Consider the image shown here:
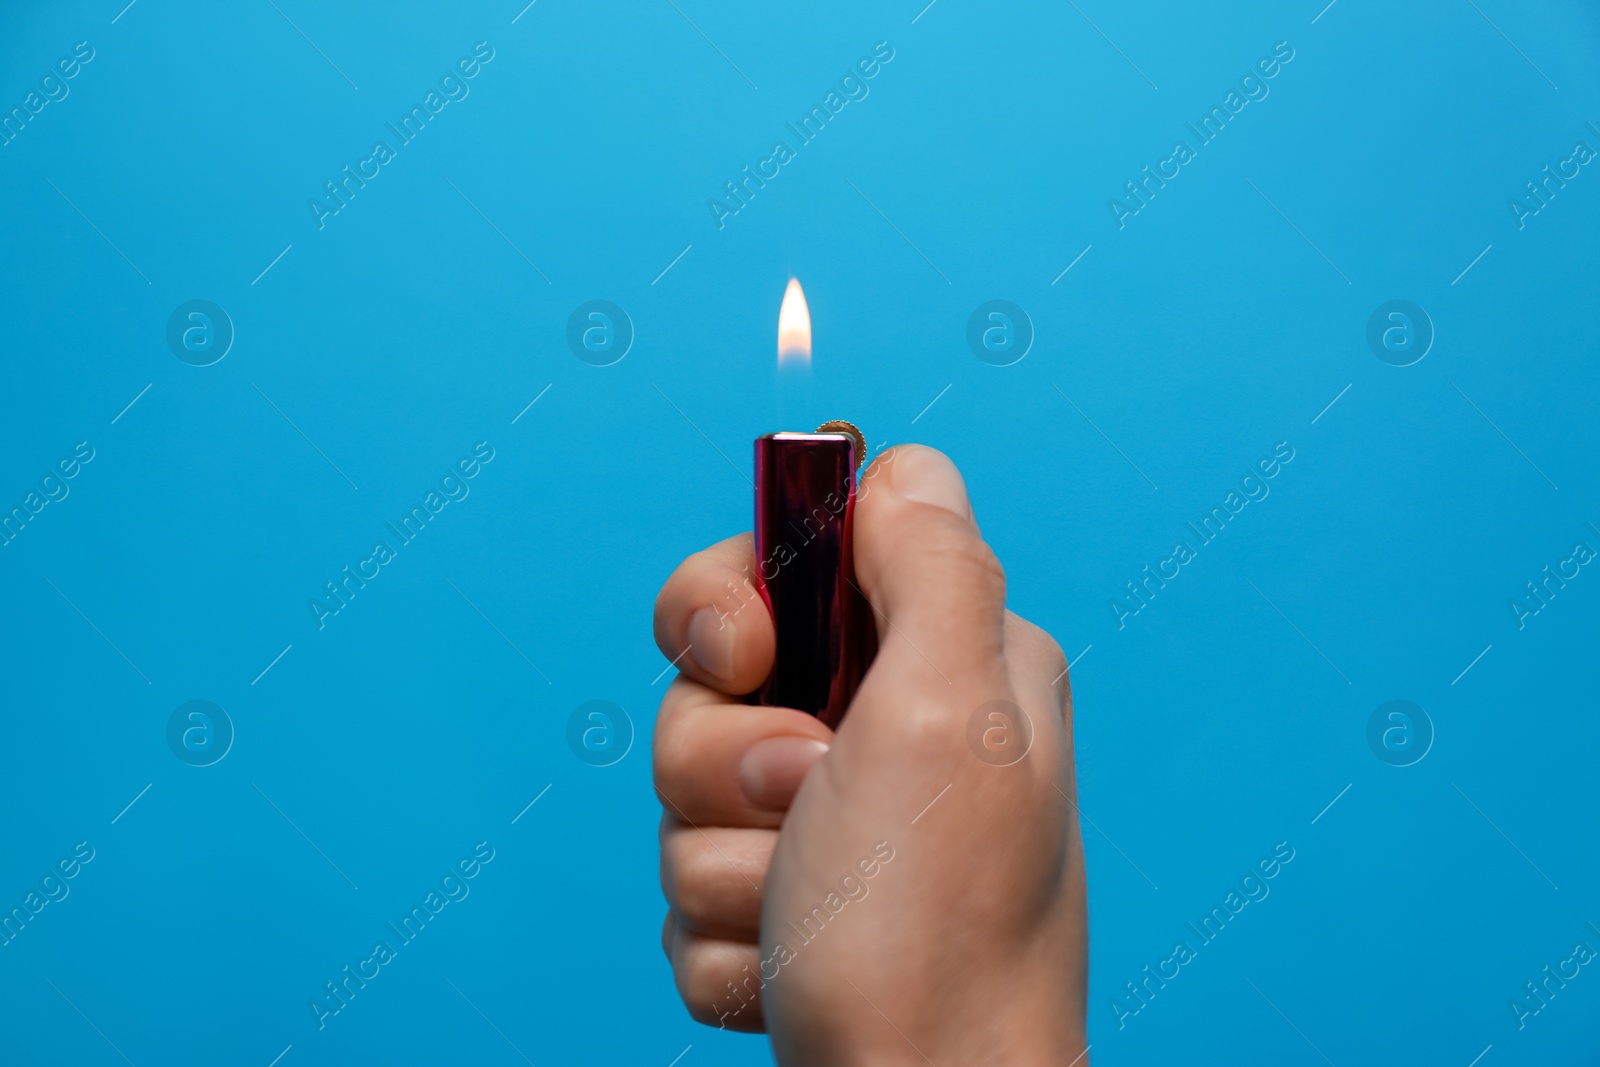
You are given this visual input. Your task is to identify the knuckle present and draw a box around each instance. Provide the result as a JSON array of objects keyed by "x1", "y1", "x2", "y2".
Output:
[
  {"x1": 651, "y1": 682, "x2": 694, "y2": 786},
  {"x1": 672, "y1": 936, "x2": 761, "y2": 1028},
  {"x1": 921, "y1": 522, "x2": 1007, "y2": 599},
  {"x1": 1012, "y1": 612, "x2": 1068, "y2": 678},
  {"x1": 663, "y1": 835, "x2": 715, "y2": 919},
  {"x1": 894, "y1": 699, "x2": 966, "y2": 759}
]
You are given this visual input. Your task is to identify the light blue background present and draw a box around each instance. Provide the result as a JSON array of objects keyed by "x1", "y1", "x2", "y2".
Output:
[{"x1": 2, "y1": 1, "x2": 1597, "y2": 1063}]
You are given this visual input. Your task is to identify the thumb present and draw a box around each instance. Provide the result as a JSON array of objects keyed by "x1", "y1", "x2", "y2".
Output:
[{"x1": 850, "y1": 445, "x2": 1009, "y2": 702}]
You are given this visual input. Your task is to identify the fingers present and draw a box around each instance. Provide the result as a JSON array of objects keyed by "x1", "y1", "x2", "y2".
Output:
[
  {"x1": 1003, "y1": 611, "x2": 1071, "y2": 715},
  {"x1": 654, "y1": 533, "x2": 776, "y2": 696},
  {"x1": 852, "y1": 446, "x2": 1010, "y2": 696},
  {"x1": 664, "y1": 914, "x2": 767, "y2": 1031},
  {"x1": 660, "y1": 822, "x2": 774, "y2": 939},
  {"x1": 654, "y1": 678, "x2": 833, "y2": 829}
]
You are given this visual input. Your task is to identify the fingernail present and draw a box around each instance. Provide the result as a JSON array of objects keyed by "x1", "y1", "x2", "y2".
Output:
[
  {"x1": 890, "y1": 446, "x2": 971, "y2": 518},
  {"x1": 687, "y1": 607, "x2": 735, "y2": 680},
  {"x1": 739, "y1": 736, "x2": 829, "y2": 810}
]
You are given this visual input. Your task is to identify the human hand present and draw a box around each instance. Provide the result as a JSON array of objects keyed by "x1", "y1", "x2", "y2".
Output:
[{"x1": 653, "y1": 445, "x2": 1088, "y2": 1065}]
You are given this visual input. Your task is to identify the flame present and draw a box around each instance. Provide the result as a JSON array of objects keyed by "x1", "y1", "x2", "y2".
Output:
[{"x1": 777, "y1": 277, "x2": 811, "y2": 366}]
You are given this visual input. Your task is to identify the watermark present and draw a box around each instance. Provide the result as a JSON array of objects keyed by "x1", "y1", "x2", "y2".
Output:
[
  {"x1": 711, "y1": 841, "x2": 897, "y2": 1029},
  {"x1": 0, "y1": 441, "x2": 95, "y2": 549},
  {"x1": 566, "y1": 700, "x2": 634, "y2": 767},
  {"x1": 1, "y1": 41, "x2": 95, "y2": 149},
  {"x1": 966, "y1": 301, "x2": 1033, "y2": 367},
  {"x1": 0, "y1": 842, "x2": 96, "y2": 949},
  {"x1": 309, "y1": 842, "x2": 496, "y2": 1029},
  {"x1": 1111, "y1": 442, "x2": 1295, "y2": 629},
  {"x1": 1509, "y1": 127, "x2": 1596, "y2": 230},
  {"x1": 1112, "y1": 841, "x2": 1295, "y2": 1029},
  {"x1": 1365, "y1": 700, "x2": 1432, "y2": 767},
  {"x1": 1509, "y1": 931, "x2": 1596, "y2": 1030},
  {"x1": 1509, "y1": 535, "x2": 1595, "y2": 630},
  {"x1": 308, "y1": 42, "x2": 496, "y2": 230},
  {"x1": 1365, "y1": 300, "x2": 1432, "y2": 367},
  {"x1": 1109, "y1": 41, "x2": 1295, "y2": 229},
  {"x1": 708, "y1": 41, "x2": 896, "y2": 230},
  {"x1": 966, "y1": 699, "x2": 1033, "y2": 766},
  {"x1": 694, "y1": 478, "x2": 855, "y2": 636},
  {"x1": 166, "y1": 700, "x2": 235, "y2": 767},
  {"x1": 565, "y1": 301, "x2": 633, "y2": 366},
  {"x1": 166, "y1": 300, "x2": 234, "y2": 366},
  {"x1": 309, "y1": 442, "x2": 496, "y2": 630}
]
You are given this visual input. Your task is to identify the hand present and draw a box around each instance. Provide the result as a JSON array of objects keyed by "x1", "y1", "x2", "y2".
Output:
[{"x1": 653, "y1": 445, "x2": 1088, "y2": 1065}]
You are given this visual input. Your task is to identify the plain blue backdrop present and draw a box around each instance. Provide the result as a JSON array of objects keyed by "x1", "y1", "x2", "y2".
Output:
[{"x1": 2, "y1": 0, "x2": 1597, "y2": 1063}]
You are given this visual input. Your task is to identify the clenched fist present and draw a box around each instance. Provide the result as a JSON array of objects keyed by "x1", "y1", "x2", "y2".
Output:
[{"x1": 653, "y1": 445, "x2": 1088, "y2": 1065}]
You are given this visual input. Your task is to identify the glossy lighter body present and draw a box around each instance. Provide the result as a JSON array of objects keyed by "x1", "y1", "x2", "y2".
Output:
[{"x1": 753, "y1": 432, "x2": 874, "y2": 727}]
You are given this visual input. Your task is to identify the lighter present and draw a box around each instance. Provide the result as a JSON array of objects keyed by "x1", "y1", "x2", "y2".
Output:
[{"x1": 753, "y1": 420, "x2": 876, "y2": 728}]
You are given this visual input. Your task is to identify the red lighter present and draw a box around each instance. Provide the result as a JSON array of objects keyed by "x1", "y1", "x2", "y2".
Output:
[{"x1": 753, "y1": 421, "x2": 876, "y2": 728}]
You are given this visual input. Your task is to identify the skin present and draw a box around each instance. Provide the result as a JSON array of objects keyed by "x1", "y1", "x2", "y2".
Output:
[{"x1": 653, "y1": 445, "x2": 1088, "y2": 1065}]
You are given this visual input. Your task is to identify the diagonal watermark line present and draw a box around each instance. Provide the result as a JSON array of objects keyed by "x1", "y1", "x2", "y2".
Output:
[
  {"x1": 1056, "y1": 784, "x2": 1159, "y2": 889},
  {"x1": 1451, "y1": 644, "x2": 1492, "y2": 686},
  {"x1": 845, "y1": 978, "x2": 936, "y2": 1066},
  {"x1": 1464, "y1": 0, "x2": 1558, "y2": 89},
  {"x1": 652, "y1": 383, "x2": 754, "y2": 487},
  {"x1": 910, "y1": 0, "x2": 938, "y2": 23},
  {"x1": 1068, "y1": 643, "x2": 1093, "y2": 669},
  {"x1": 652, "y1": 645, "x2": 693, "y2": 685},
  {"x1": 112, "y1": 383, "x2": 152, "y2": 424},
  {"x1": 1453, "y1": 783, "x2": 1558, "y2": 890},
  {"x1": 252, "y1": 384, "x2": 360, "y2": 490},
  {"x1": 111, "y1": 0, "x2": 140, "y2": 23},
  {"x1": 266, "y1": 0, "x2": 358, "y2": 89},
  {"x1": 252, "y1": 644, "x2": 293, "y2": 686},
  {"x1": 446, "y1": 578, "x2": 552, "y2": 682},
  {"x1": 446, "y1": 978, "x2": 536, "y2": 1065},
  {"x1": 111, "y1": 783, "x2": 152, "y2": 825},
  {"x1": 1067, "y1": 1046, "x2": 1093, "y2": 1067},
  {"x1": 910, "y1": 383, "x2": 951, "y2": 425},
  {"x1": 1053, "y1": 384, "x2": 1159, "y2": 490},
  {"x1": 844, "y1": 178, "x2": 951, "y2": 284},
  {"x1": 512, "y1": 383, "x2": 552, "y2": 424},
  {"x1": 1311, "y1": 0, "x2": 1338, "y2": 24},
  {"x1": 1464, "y1": 1045, "x2": 1492, "y2": 1067},
  {"x1": 665, "y1": 0, "x2": 758, "y2": 89},
  {"x1": 1451, "y1": 243, "x2": 1492, "y2": 285},
  {"x1": 252, "y1": 244, "x2": 293, "y2": 285},
  {"x1": 652, "y1": 244, "x2": 693, "y2": 285},
  {"x1": 1244, "y1": 577, "x2": 1352, "y2": 684},
  {"x1": 511, "y1": 0, "x2": 538, "y2": 23},
  {"x1": 44, "y1": 577, "x2": 151, "y2": 684},
  {"x1": 511, "y1": 784, "x2": 552, "y2": 824},
  {"x1": 445, "y1": 177, "x2": 551, "y2": 283},
  {"x1": 1246, "y1": 978, "x2": 1336, "y2": 1065},
  {"x1": 910, "y1": 782, "x2": 952, "y2": 825},
  {"x1": 266, "y1": 1045, "x2": 293, "y2": 1067},
  {"x1": 1053, "y1": 644, "x2": 1093, "y2": 685},
  {"x1": 45, "y1": 979, "x2": 136, "y2": 1066},
  {"x1": 665, "y1": 1046, "x2": 693, "y2": 1067},
  {"x1": 254, "y1": 783, "x2": 360, "y2": 889},
  {"x1": 1244, "y1": 178, "x2": 1351, "y2": 284},
  {"x1": 45, "y1": 177, "x2": 151, "y2": 284},
  {"x1": 1051, "y1": 243, "x2": 1093, "y2": 284},
  {"x1": 1065, "y1": 0, "x2": 1157, "y2": 89},
  {"x1": 1451, "y1": 383, "x2": 1557, "y2": 489},
  {"x1": 1311, "y1": 783, "x2": 1351, "y2": 825},
  {"x1": 1311, "y1": 383, "x2": 1351, "y2": 424}
]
